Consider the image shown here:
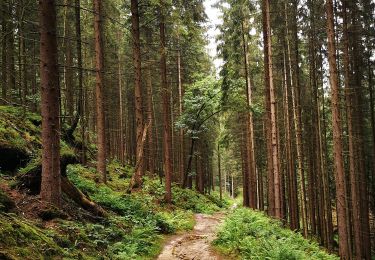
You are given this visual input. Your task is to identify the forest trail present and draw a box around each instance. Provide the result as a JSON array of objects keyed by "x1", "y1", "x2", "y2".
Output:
[{"x1": 157, "y1": 212, "x2": 228, "y2": 260}]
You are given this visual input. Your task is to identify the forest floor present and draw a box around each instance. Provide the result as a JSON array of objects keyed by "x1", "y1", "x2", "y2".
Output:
[{"x1": 158, "y1": 212, "x2": 229, "y2": 260}]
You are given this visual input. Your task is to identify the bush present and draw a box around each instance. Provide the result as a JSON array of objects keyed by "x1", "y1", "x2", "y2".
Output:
[{"x1": 213, "y1": 208, "x2": 339, "y2": 260}]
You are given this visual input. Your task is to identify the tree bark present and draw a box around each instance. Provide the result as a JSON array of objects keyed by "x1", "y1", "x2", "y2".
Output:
[
  {"x1": 263, "y1": 0, "x2": 281, "y2": 219},
  {"x1": 325, "y1": 0, "x2": 350, "y2": 258},
  {"x1": 283, "y1": 50, "x2": 299, "y2": 231},
  {"x1": 262, "y1": 0, "x2": 274, "y2": 217},
  {"x1": 159, "y1": 1, "x2": 172, "y2": 203},
  {"x1": 64, "y1": 0, "x2": 74, "y2": 124},
  {"x1": 342, "y1": 1, "x2": 362, "y2": 257},
  {"x1": 75, "y1": 0, "x2": 85, "y2": 163},
  {"x1": 130, "y1": 0, "x2": 144, "y2": 189},
  {"x1": 285, "y1": 1, "x2": 308, "y2": 236},
  {"x1": 94, "y1": 0, "x2": 106, "y2": 183},
  {"x1": 39, "y1": 0, "x2": 61, "y2": 207},
  {"x1": 1, "y1": 1, "x2": 7, "y2": 102},
  {"x1": 241, "y1": 21, "x2": 257, "y2": 209},
  {"x1": 218, "y1": 143, "x2": 222, "y2": 200},
  {"x1": 145, "y1": 31, "x2": 155, "y2": 176},
  {"x1": 177, "y1": 38, "x2": 184, "y2": 185}
]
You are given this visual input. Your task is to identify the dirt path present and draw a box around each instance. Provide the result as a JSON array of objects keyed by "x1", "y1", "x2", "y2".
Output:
[{"x1": 157, "y1": 212, "x2": 228, "y2": 260}]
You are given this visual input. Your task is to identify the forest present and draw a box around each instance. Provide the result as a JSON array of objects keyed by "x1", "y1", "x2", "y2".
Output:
[{"x1": 0, "y1": 0, "x2": 374, "y2": 259}]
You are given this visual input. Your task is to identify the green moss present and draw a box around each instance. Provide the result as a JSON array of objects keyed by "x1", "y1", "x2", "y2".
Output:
[
  {"x1": 0, "y1": 213, "x2": 77, "y2": 259},
  {"x1": 0, "y1": 106, "x2": 41, "y2": 152}
]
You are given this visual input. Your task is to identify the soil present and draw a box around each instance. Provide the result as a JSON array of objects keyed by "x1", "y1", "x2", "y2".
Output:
[{"x1": 157, "y1": 212, "x2": 230, "y2": 260}]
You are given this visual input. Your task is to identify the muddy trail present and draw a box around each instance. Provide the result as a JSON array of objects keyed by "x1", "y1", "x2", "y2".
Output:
[{"x1": 157, "y1": 212, "x2": 229, "y2": 260}]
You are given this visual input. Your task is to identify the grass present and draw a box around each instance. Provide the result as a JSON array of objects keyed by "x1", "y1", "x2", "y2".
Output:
[{"x1": 213, "y1": 208, "x2": 339, "y2": 260}]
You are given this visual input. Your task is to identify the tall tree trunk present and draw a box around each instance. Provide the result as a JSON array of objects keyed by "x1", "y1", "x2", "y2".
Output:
[
  {"x1": 64, "y1": 0, "x2": 74, "y2": 124},
  {"x1": 159, "y1": 0, "x2": 172, "y2": 203},
  {"x1": 285, "y1": 2, "x2": 308, "y2": 236},
  {"x1": 262, "y1": 0, "x2": 274, "y2": 217},
  {"x1": 325, "y1": 0, "x2": 350, "y2": 258},
  {"x1": 130, "y1": 0, "x2": 144, "y2": 189},
  {"x1": 263, "y1": 0, "x2": 281, "y2": 219},
  {"x1": 39, "y1": 0, "x2": 61, "y2": 207},
  {"x1": 283, "y1": 50, "x2": 299, "y2": 231},
  {"x1": 7, "y1": 4, "x2": 15, "y2": 102},
  {"x1": 177, "y1": 39, "x2": 184, "y2": 185},
  {"x1": 196, "y1": 142, "x2": 204, "y2": 194},
  {"x1": 94, "y1": 0, "x2": 106, "y2": 183},
  {"x1": 1, "y1": 1, "x2": 7, "y2": 102},
  {"x1": 349, "y1": 3, "x2": 371, "y2": 258},
  {"x1": 241, "y1": 118, "x2": 250, "y2": 207},
  {"x1": 145, "y1": 31, "x2": 155, "y2": 176},
  {"x1": 241, "y1": 21, "x2": 257, "y2": 209},
  {"x1": 117, "y1": 31, "x2": 125, "y2": 164},
  {"x1": 218, "y1": 143, "x2": 222, "y2": 200},
  {"x1": 75, "y1": 0, "x2": 85, "y2": 163},
  {"x1": 342, "y1": 1, "x2": 362, "y2": 257}
]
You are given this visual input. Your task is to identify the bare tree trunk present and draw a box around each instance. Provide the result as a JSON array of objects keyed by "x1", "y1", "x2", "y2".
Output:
[
  {"x1": 348, "y1": 4, "x2": 371, "y2": 258},
  {"x1": 159, "y1": 0, "x2": 172, "y2": 203},
  {"x1": 7, "y1": 4, "x2": 15, "y2": 102},
  {"x1": 218, "y1": 143, "x2": 222, "y2": 200},
  {"x1": 74, "y1": 0, "x2": 85, "y2": 163},
  {"x1": 241, "y1": 21, "x2": 257, "y2": 209},
  {"x1": 284, "y1": 2, "x2": 308, "y2": 235},
  {"x1": 342, "y1": 1, "x2": 362, "y2": 257},
  {"x1": 177, "y1": 39, "x2": 184, "y2": 185},
  {"x1": 94, "y1": 0, "x2": 106, "y2": 183},
  {"x1": 39, "y1": 0, "x2": 61, "y2": 207},
  {"x1": 64, "y1": 0, "x2": 74, "y2": 124},
  {"x1": 241, "y1": 117, "x2": 250, "y2": 207},
  {"x1": 283, "y1": 50, "x2": 299, "y2": 231},
  {"x1": 1, "y1": 1, "x2": 7, "y2": 102},
  {"x1": 263, "y1": 0, "x2": 281, "y2": 219},
  {"x1": 325, "y1": 0, "x2": 350, "y2": 258},
  {"x1": 130, "y1": 0, "x2": 144, "y2": 189},
  {"x1": 262, "y1": 0, "x2": 274, "y2": 217},
  {"x1": 144, "y1": 31, "x2": 155, "y2": 176},
  {"x1": 116, "y1": 31, "x2": 125, "y2": 164}
]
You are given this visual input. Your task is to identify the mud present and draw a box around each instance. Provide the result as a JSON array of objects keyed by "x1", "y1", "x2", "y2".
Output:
[{"x1": 157, "y1": 212, "x2": 229, "y2": 260}]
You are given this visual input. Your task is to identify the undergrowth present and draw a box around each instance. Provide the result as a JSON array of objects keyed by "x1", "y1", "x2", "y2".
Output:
[
  {"x1": 213, "y1": 208, "x2": 339, "y2": 260},
  {"x1": 0, "y1": 106, "x2": 228, "y2": 259},
  {"x1": 1, "y1": 162, "x2": 226, "y2": 259}
]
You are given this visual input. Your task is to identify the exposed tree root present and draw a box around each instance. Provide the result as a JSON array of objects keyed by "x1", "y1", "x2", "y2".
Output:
[{"x1": 16, "y1": 154, "x2": 107, "y2": 217}]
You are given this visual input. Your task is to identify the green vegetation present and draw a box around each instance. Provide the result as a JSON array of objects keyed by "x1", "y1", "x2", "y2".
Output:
[
  {"x1": 0, "y1": 159, "x2": 227, "y2": 259},
  {"x1": 213, "y1": 208, "x2": 339, "y2": 260},
  {"x1": 0, "y1": 106, "x2": 41, "y2": 152},
  {"x1": 0, "y1": 213, "x2": 82, "y2": 259}
]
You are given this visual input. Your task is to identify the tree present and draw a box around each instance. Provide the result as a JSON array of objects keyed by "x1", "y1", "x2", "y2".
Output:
[
  {"x1": 159, "y1": 0, "x2": 172, "y2": 203},
  {"x1": 39, "y1": 0, "x2": 61, "y2": 207},
  {"x1": 325, "y1": 0, "x2": 350, "y2": 257},
  {"x1": 94, "y1": 0, "x2": 106, "y2": 183},
  {"x1": 130, "y1": 0, "x2": 144, "y2": 189},
  {"x1": 262, "y1": 0, "x2": 281, "y2": 219}
]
